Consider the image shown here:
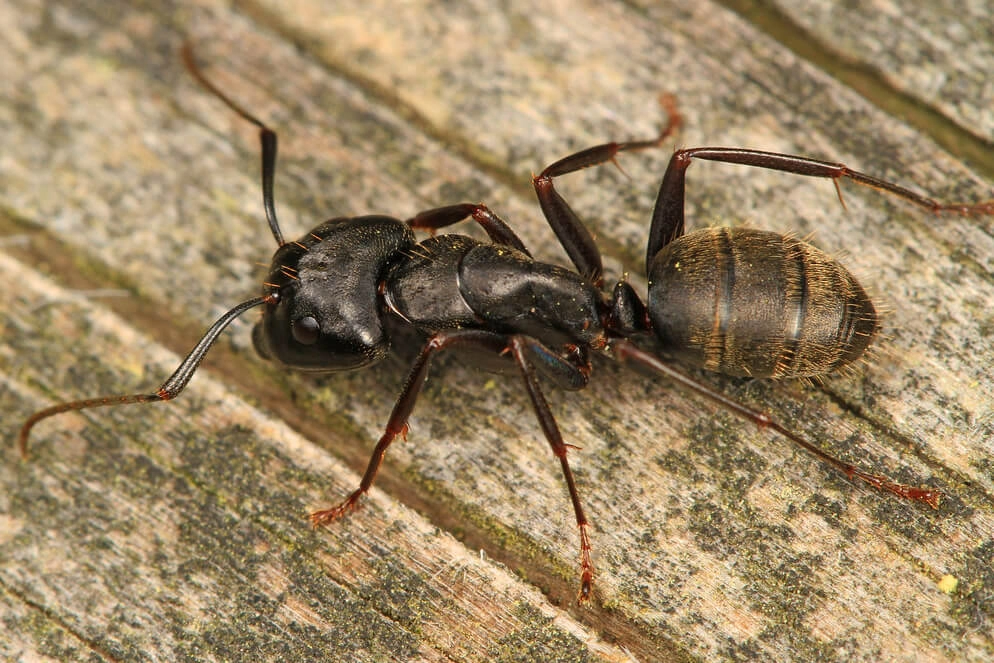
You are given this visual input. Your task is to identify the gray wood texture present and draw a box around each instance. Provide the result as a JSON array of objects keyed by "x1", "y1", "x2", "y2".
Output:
[
  {"x1": 2, "y1": 1, "x2": 992, "y2": 661},
  {"x1": 770, "y1": 0, "x2": 994, "y2": 140}
]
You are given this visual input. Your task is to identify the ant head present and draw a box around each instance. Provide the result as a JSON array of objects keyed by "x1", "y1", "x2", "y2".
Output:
[{"x1": 252, "y1": 216, "x2": 415, "y2": 371}]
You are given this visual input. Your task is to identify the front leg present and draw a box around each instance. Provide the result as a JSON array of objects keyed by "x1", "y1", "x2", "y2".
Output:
[
  {"x1": 310, "y1": 329, "x2": 509, "y2": 525},
  {"x1": 407, "y1": 203, "x2": 530, "y2": 255}
]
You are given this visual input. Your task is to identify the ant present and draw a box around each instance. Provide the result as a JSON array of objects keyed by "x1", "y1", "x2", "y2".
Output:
[{"x1": 18, "y1": 44, "x2": 994, "y2": 602}]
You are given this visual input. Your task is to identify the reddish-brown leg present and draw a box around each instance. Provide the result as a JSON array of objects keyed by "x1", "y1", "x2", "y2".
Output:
[
  {"x1": 613, "y1": 340, "x2": 941, "y2": 509},
  {"x1": 647, "y1": 146, "x2": 994, "y2": 271},
  {"x1": 310, "y1": 329, "x2": 509, "y2": 526},
  {"x1": 407, "y1": 203, "x2": 530, "y2": 255},
  {"x1": 311, "y1": 330, "x2": 599, "y2": 602},
  {"x1": 533, "y1": 94, "x2": 683, "y2": 287},
  {"x1": 508, "y1": 336, "x2": 596, "y2": 602}
]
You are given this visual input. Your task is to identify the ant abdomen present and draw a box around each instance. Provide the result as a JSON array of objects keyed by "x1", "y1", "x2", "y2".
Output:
[{"x1": 646, "y1": 228, "x2": 879, "y2": 379}]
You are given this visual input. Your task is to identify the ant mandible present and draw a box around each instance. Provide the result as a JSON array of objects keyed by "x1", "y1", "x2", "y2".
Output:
[{"x1": 18, "y1": 43, "x2": 994, "y2": 602}]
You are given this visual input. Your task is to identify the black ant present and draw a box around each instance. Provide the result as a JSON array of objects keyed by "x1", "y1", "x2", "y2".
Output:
[{"x1": 18, "y1": 44, "x2": 994, "y2": 602}]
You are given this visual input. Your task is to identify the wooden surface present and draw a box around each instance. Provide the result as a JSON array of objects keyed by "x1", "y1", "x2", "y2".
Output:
[{"x1": 2, "y1": 1, "x2": 993, "y2": 661}]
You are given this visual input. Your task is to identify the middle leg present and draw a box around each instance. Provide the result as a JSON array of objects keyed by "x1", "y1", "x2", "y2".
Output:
[{"x1": 508, "y1": 335, "x2": 596, "y2": 602}]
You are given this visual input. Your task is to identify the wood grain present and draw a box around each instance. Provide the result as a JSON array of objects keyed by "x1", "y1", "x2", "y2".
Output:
[
  {"x1": 2, "y1": 0, "x2": 992, "y2": 661},
  {"x1": 768, "y1": 0, "x2": 994, "y2": 142}
]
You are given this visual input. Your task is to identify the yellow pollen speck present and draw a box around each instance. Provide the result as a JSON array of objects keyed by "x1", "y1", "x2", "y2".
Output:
[{"x1": 937, "y1": 574, "x2": 958, "y2": 594}]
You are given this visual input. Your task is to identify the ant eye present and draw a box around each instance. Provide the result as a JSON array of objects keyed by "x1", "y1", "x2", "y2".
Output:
[{"x1": 291, "y1": 315, "x2": 320, "y2": 345}]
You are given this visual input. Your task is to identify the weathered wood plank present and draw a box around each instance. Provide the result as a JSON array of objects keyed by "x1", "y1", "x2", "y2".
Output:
[
  {"x1": 2, "y1": 0, "x2": 992, "y2": 661},
  {"x1": 766, "y1": 0, "x2": 994, "y2": 143}
]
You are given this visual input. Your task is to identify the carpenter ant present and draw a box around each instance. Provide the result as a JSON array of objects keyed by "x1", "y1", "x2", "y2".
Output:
[{"x1": 18, "y1": 44, "x2": 994, "y2": 602}]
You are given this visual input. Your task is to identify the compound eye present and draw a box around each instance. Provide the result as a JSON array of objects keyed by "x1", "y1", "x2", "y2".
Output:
[{"x1": 291, "y1": 315, "x2": 320, "y2": 345}]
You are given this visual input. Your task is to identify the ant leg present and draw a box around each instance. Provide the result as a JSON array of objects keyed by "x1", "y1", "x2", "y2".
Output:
[
  {"x1": 534, "y1": 94, "x2": 682, "y2": 287},
  {"x1": 516, "y1": 337, "x2": 591, "y2": 391},
  {"x1": 407, "y1": 203, "x2": 531, "y2": 255},
  {"x1": 508, "y1": 336, "x2": 595, "y2": 602},
  {"x1": 613, "y1": 340, "x2": 941, "y2": 509},
  {"x1": 182, "y1": 43, "x2": 285, "y2": 246},
  {"x1": 314, "y1": 331, "x2": 595, "y2": 599},
  {"x1": 647, "y1": 146, "x2": 994, "y2": 270},
  {"x1": 310, "y1": 329, "x2": 508, "y2": 526}
]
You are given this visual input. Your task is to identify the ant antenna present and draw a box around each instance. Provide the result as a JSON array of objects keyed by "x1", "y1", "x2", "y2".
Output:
[
  {"x1": 18, "y1": 295, "x2": 271, "y2": 458},
  {"x1": 181, "y1": 42, "x2": 286, "y2": 247}
]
